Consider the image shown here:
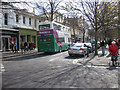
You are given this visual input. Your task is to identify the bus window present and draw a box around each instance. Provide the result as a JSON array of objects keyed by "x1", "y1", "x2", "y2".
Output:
[
  {"x1": 40, "y1": 38, "x2": 51, "y2": 42},
  {"x1": 58, "y1": 25, "x2": 61, "y2": 31},
  {"x1": 53, "y1": 24, "x2": 57, "y2": 30},
  {"x1": 68, "y1": 38, "x2": 71, "y2": 42},
  {"x1": 39, "y1": 24, "x2": 50, "y2": 30},
  {"x1": 40, "y1": 38, "x2": 43, "y2": 42},
  {"x1": 46, "y1": 38, "x2": 51, "y2": 42},
  {"x1": 53, "y1": 24, "x2": 61, "y2": 31},
  {"x1": 57, "y1": 38, "x2": 64, "y2": 43}
]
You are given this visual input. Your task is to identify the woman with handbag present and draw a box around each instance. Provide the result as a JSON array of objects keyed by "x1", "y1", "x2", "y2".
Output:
[{"x1": 109, "y1": 41, "x2": 119, "y2": 66}]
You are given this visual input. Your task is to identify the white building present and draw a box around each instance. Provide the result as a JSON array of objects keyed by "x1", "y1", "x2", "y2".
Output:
[{"x1": 0, "y1": 2, "x2": 40, "y2": 51}]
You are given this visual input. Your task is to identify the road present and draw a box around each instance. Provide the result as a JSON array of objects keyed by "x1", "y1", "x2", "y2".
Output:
[{"x1": 2, "y1": 51, "x2": 120, "y2": 88}]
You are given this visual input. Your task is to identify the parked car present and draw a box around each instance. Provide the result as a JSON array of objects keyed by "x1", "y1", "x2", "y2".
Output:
[{"x1": 68, "y1": 43, "x2": 88, "y2": 56}]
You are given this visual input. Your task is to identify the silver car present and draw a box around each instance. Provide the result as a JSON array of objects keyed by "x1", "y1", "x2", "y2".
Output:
[{"x1": 68, "y1": 43, "x2": 88, "y2": 56}]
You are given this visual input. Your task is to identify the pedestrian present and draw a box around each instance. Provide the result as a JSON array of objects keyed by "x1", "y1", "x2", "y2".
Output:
[
  {"x1": 84, "y1": 44, "x2": 89, "y2": 57},
  {"x1": 11, "y1": 42, "x2": 14, "y2": 53},
  {"x1": 118, "y1": 39, "x2": 120, "y2": 49},
  {"x1": 116, "y1": 39, "x2": 120, "y2": 55},
  {"x1": 32, "y1": 42, "x2": 36, "y2": 50},
  {"x1": 116, "y1": 39, "x2": 119, "y2": 48},
  {"x1": 109, "y1": 41, "x2": 119, "y2": 66},
  {"x1": 29, "y1": 42, "x2": 32, "y2": 50},
  {"x1": 10, "y1": 42, "x2": 12, "y2": 52},
  {"x1": 24, "y1": 42, "x2": 28, "y2": 52},
  {"x1": 21, "y1": 42, "x2": 24, "y2": 54},
  {"x1": 108, "y1": 39, "x2": 112, "y2": 47},
  {"x1": 106, "y1": 39, "x2": 112, "y2": 57},
  {"x1": 100, "y1": 40, "x2": 106, "y2": 56},
  {"x1": 14, "y1": 43, "x2": 18, "y2": 53},
  {"x1": 28, "y1": 42, "x2": 30, "y2": 51}
]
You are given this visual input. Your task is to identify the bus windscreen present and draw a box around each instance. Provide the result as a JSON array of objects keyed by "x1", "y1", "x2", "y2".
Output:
[{"x1": 39, "y1": 24, "x2": 50, "y2": 30}]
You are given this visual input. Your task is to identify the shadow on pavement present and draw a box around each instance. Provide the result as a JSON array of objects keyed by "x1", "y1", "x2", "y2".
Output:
[
  {"x1": 83, "y1": 55, "x2": 95, "y2": 65},
  {"x1": 64, "y1": 55, "x2": 84, "y2": 59},
  {"x1": 3, "y1": 52, "x2": 59, "y2": 61},
  {"x1": 106, "y1": 66, "x2": 119, "y2": 70}
]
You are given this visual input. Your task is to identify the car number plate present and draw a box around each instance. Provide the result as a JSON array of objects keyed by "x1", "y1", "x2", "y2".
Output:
[{"x1": 72, "y1": 49, "x2": 78, "y2": 50}]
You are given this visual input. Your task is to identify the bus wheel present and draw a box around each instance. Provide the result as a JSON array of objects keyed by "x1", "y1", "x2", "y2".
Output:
[{"x1": 59, "y1": 47, "x2": 61, "y2": 53}]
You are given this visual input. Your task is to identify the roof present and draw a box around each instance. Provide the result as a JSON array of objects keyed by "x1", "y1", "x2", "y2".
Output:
[{"x1": 2, "y1": 1, "x2": 39, "y2": 16}]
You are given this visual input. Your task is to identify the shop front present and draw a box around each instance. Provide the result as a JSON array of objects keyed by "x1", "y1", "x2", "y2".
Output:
[
  {"x1": 0, "y1": 28, "x2": 19, "y2": 52},
  {"x1": 18, "y1": 28, "x2": 37, "y2": 50}
]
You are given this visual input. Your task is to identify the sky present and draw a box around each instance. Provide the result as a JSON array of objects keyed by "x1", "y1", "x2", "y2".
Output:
[
  {"x1": 2, "y1": 0, "x2": 68, "y2": 15},
  {"x1": 2, "y1": 0, "x2": 119, "y2": 15}
]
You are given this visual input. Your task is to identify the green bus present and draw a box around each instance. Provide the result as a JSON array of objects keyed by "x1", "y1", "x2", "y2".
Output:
[{"x1": 37, "y1": 21, "x2": 71, "y2": 52}]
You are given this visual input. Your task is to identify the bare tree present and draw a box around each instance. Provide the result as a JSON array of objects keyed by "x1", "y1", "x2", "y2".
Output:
[
  {"x1": 100, "y1": 2, "x2": 118, "y2": 40},
  {"x1": 65, "y1": 0, "x2": 118, "y2": 55},
  {"x1": 62, "y1": 2, "x2": 82, "y2": 42},
  {"x1": 35, "y1": 0, "x2": 62, "y2": 21},
  {"x1": 78, "y1": 17, "x2": 89, "y2": 43}
]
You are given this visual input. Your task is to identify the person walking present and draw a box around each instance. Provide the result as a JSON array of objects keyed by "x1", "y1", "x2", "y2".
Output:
[
  {"x1": 100, "y1": 40, "x2": 106, "y2": 56},
  {"x1": 116, "y1": 39, "x2": 120, "y2": 55},
  {"x1": 24, "y1": 42, "x2": 28, "y2": 52},
  {"x1": 14, "y1": 43, "x2": 18, "y2": 53},
  {"x1": 84, "y1": 44, "x2": 90, "y2": 57},
  {"x1": 106, "y1": 39, "x2": 112, "y2": 57},
  {"x1": 10, "y1": 42, "x2": 12, "y2": 52},
  {"x1": 10, "y1": 42, "x2": 14, "y2": 52},
  {"x1": 108, "y1": 39, "x2": 112, "y2": 47},
  {"x1": 109, "y1": 41, "x2": 119, "y2": 66},
  {"x1": 33, "y1": 42, "x2": 36, "y2": 50},
  {"x1": 21, "y1": 42, "x2": 24, "y2": 54}
]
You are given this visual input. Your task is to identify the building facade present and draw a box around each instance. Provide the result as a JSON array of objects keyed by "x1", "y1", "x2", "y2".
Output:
[{"x1": 0, "y1": 2, "x2": 39, "y2": 51}]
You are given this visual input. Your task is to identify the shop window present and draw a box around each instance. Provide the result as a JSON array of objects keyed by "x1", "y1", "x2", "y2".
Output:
[
  {"x1": 20, "y1": 36, "x2": 25, "y2": 42},
  {"x1": 27, "y1": 35, "x2": 30, "y2": 42}
]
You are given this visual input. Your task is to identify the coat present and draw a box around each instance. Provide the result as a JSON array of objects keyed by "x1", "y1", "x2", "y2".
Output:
[{"x1": 109, "y1": 44, "x2": 119, "y2": 56}]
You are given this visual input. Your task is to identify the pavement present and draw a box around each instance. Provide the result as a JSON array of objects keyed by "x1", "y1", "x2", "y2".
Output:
[
  {"x1": 74, "y1": 50, "x2": 120, "y2": 68},
  {"x1": 1, "y1": 49, "x2": 39, "y2": 60}
]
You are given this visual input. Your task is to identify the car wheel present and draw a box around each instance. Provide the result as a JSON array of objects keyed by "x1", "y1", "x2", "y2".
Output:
[
  {"x1": 69, "y1": 53, "x2": 72, "y2": 56},
  {"x1": 83, "y1": 51, "x2": 86, "y2": 57}
]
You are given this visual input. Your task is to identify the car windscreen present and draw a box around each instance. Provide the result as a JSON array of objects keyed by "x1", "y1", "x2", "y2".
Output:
[{"x1": 72, "y1": 44, "x2": 82, "y2": 47}]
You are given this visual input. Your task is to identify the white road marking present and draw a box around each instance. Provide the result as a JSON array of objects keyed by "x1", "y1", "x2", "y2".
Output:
[
  {"x1": 49, "y1": 52, "x2": 68, "y2": 62},
  {"x1": 73, "y1": 59, "x2": 79, "y2": 64},
  {"x1": 52, "y1": 51, "x2": 67, "y2": 57},
  {"x1": 1, "y1": 64, "x2": 5, "y2": 72},
  {"x1": 49, "y1": 57, "x2": 60, "y2": 62}
]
